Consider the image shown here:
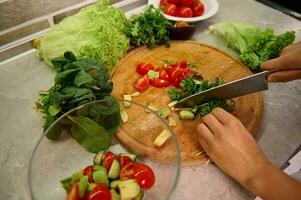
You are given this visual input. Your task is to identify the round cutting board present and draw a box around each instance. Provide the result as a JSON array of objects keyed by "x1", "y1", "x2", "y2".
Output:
[{"x1": 112, "y1": 41, "x2": 263, "y2": 165}]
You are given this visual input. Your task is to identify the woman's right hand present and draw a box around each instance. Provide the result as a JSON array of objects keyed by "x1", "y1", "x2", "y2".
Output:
[{"x1": 261, "y1": 41, "x2": 301, "y2": 82}]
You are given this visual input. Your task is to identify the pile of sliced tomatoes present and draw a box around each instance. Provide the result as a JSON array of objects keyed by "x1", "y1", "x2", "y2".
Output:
[
  {"x1": 160, "y1": 0, "x2": 205, "y2": 18},
  {"x1": 134, "y1": 60, "x2": 196, "y2": 92}
]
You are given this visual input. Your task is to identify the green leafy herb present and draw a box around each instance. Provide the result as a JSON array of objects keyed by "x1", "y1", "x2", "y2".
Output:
[
  {"x1": 125, "y1": 5, "x2": 173, "y2": 48},
  {"x1": 168, "y1": 76, "x2": 235, "y2": 117},
  {"x1": 210, "y1": 21, "x2": 295, "y2": 71},
  {"x1": 68, "y1": 115, "x2": 111, "y2": 153}
]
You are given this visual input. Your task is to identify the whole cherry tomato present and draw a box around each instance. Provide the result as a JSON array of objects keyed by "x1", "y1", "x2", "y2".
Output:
[
  {"x1": 179, "y1": 7, "x2": 193, "y2": 18},
  {"x1": 180, "y1": 0, "x2": 194, "y2": 7},
  {"x1": 193, "y1": 2, "x2": 205, "y2": 16},
  {"x1": 160, "y1": 0, "x2": 169, "y2": 6},
  {"x1": 164, "y1": 4, "x2": 179, "y2": 16}
]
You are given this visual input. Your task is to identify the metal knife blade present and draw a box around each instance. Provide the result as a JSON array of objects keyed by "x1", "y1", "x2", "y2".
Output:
[{"x1": 174, "y1": 70, "x2": 271, "y2": 108}]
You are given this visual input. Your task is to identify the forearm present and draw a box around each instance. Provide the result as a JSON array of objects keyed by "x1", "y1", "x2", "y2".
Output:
[{"x1": 241, "y1": 162, "x2": 301, "y2": 200}]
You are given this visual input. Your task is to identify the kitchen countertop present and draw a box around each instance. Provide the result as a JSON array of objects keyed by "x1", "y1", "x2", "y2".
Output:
[{"x1": 0, "y1": 0, "x2": 301, "y2": 199}]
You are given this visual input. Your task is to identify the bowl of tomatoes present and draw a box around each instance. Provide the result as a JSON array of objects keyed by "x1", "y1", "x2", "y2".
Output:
[
  {"x1": 149, "y1": 0, "x2": 219, "y2": 22},
  {"x1": 29, "y1": 99, "x2": 181, "y2": 200}
]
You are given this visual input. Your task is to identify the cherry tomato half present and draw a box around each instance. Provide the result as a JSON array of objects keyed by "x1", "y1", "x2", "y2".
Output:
[
  {"x1": 193, "y1": 2, "x2": 205, "y2": 17},
  {"x1": 120, "y1": 162, "x2": 155, "y2": 189},
  {"x1": 164, "y1": 4, "x2": 179, "y2": 16},
  {"x1": 150, "y1": 78, "x2": 171, "y2": 88},
  {"x1": 119, "y1": 156, "x2": 133, "y2": 167},
  {"x1": 88, "y1": 184, "x2": 111, "y2": 200},
  {"x1": 179, "y1": 7, "x2": 193, "y2": 18},
  {"x1": 156, "y1": 68, "x2": 170, "y2": 81},
  {"x1": 136, "y1": 63, "x2": 154, "y2": 76},
  {"x1": 102, "y1": 151, "x2": 117, "y2": 170},
  {"x1": 134, "y1": 75, "x2": 150, "y2": 92},
  {"x1": 83, "y1": 166, "x2": 94, "y2": 183}
]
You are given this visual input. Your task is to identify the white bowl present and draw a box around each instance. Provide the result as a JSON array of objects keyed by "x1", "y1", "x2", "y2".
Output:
[{"x1": 148, "y1": 0, "x2": 219, "y2": 22}]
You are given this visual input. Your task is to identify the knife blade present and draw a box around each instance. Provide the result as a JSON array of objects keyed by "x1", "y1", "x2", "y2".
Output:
[{"x1": 174, "y1": 70, "x2": 272, "y2": 108}]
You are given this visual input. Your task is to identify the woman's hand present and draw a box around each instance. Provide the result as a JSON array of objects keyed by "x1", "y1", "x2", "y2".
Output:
[
  {"x1": 197, "y1": 108, "x2": 269, "y2": 185},
  {"x1": 261, "y1": 41, "x2": 301, "y2": 82}
]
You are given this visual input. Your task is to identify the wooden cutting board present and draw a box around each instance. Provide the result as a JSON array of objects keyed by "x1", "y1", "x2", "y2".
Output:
[{"x1": 111, "y1": 41, "x2": 263, "y2": 165}]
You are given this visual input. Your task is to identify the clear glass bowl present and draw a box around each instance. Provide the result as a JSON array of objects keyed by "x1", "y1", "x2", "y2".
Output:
[{"x1": 29, "y1": 99, "x2": 181, "y2": 200}]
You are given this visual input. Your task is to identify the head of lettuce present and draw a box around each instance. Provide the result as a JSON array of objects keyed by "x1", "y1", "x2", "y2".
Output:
[{"x1": 36, "y1": 0, "x2": 129, "y2": 72}]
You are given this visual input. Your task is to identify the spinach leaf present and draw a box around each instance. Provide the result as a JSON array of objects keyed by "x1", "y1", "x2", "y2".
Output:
[
  {"x1": 74, "y1": 70, "x2": 96, "y2": 87},
  {"x1": 68, "y1": 115, "x2": 111, "y2": 153}
]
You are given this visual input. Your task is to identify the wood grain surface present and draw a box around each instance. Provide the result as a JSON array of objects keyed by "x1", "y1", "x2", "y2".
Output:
[{"x1": 112, "y1": 41, "x2": 263, "y2": 165}]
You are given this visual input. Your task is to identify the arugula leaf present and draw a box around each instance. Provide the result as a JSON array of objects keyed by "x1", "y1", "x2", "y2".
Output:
[{"x1": 68, "y1": 115, "x2": 111, "y2": 153}]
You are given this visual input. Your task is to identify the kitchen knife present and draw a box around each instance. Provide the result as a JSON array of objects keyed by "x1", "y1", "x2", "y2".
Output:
[{"x1": 174, "y1": 70, "x2": 273, "y2": 108}]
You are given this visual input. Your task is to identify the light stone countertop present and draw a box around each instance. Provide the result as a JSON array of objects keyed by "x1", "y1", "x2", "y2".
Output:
[{"x1": 0, "y1": 0, "x2": 301, "y2": 199}]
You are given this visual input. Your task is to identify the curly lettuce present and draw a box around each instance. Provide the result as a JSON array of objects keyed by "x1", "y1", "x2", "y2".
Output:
[
  {"x1": 37, "y1": 0, "x2": 129, "y2": 72},
  {"x1": 209, "y1": 21, "x2": 295, "y2": 71}
]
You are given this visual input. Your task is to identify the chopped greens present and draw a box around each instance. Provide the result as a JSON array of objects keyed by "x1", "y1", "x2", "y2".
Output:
[
  {"x1": 168, "y1": 76, "x2": 235, "y2": 117},
  {"x1": 125, "y1": 5, "x2": 173, "y2": 48},
  {"x1": 209, "y1": 21, "x2": 295, "y2": 71}
]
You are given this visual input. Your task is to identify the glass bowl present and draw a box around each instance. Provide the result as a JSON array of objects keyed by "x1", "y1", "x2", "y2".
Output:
[{"x1": 28, "y1": 99, "x2": 181, "y2": 200}]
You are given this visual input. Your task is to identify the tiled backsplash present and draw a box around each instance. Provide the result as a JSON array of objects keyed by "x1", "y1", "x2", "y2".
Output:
[{"x1": 0, "y1": 0, "x2": 124, "y2": 46}]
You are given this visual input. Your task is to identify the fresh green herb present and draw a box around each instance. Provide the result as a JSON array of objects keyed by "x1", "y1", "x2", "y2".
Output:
[
  {"x1": 125, "y1": 5, "x2": 173, "y2": 48},
  {"x1": 168, "y1": 76, "x2": 235, "y2": 117},
  {"x1": 210, "y1": 21, "x2": 295, "y2": 71}
]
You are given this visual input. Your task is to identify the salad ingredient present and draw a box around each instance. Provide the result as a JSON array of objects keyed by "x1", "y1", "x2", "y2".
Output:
[
  {"x1": 134, "y1": 75, "x2": 150, "y2": 92},
  {"x1": 123, "y1": 95, "x2": 132, "y2": 108},
  {"x1": 93, "y1": 151, "x2": 105, "y2": 166},
  {"x1": 118, "y1": 179, "x2": 140, "y2": 199},
  {"x1": 110, "y1": 189, "x2": 121, "y2": 200},
  {"x1": 179, "y1": 110, "x2": 195, "y2": 120},
  {"x1": 102, "y1": 151, "x2": 118, "y2": 170},
  {"x1": 37, "y1": 0, "x2": 129, "y2": 72},
  {"x1": 110, "y1": 180, "x2": 120, "y2": 189},
  {"x1": 67, "y1": 184, "x2": 80, "y2": 200},
  {"x1": 125, "y1": 5, "x2": 173, "y2": 48},
  {"x1": 164, "y1": 4, "x2": 179, "y2": 16},
  {"x1": 119, "y1": 153, "x2": 137, "y2": 161},
  {"x1": 93, "y1": 168, "x2": 109, "y2": 186},
  {"x1": 84, "y1": 166, "x2": 94, "y2": 183},
  {"x1": 88, "y1": 184, "x2": 111, "y2": 200},
  {"x1": 130, "y1": 92, "x2": 141, "y2": 97},
  {"x1": 167, "y1": 100, "x2": 178, "y2": 108},
  {"x1": 153, "y1": 129, "x2": 172, "y2": 147},
  {"x1": 147, "y1": 70, "x2": 160, "y2": 79},
  {"x1": 149, "y1": 78, "x2": 171, "y2": 88},
  {"x1": 209, "y1": 21, "x2": 295, "y2": 71},
  {"x1": 120, "y1": 111, "x2": 128, "y2": 123},
  {"x1": 179, "y1": 7, "x2": 193, "y2": 18},
  {"x1": 168, "y1": 117, "x2": 177, "y2": 127},
  {"x1": 192, "y1": 2, "x2": 205, "y2": 16},
  {"x1": 180, "y1": 0, "x2": 194, "y2": 7},
  {"x1": 136, "y1": 63, "x2": 154, "y2": 76},
  {"x1": 108, "y1": 160, "x2": 121, "y2": 179},
  {"x1": 158, "y1": 107, "x2": 171, "y2": 119},
  {"x1": 79, "y1": 176, "x2": 89, "y2": 197},
  {"x1": 119, "y1": 156, "x2": 132, "y2": 167},
  {"x1": 168, "y1": 0, "x2": 180, "y2": 4},
  {"x1": 120, "y1": 163, "x2": 155, "y2": 190},
  {"x1": 168, "y1": 76, "x2": 235, "y2": 117}
]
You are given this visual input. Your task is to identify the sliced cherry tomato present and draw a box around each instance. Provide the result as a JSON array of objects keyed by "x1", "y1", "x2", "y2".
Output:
[
  {"x1": 170, "y1": 68, "x2": 185, "y2": 81},
  {"x1": 120, "y1": 162, "x2": 155, "y2": 190},
  {"x1": 167, "y1": 0, "x2": 180, "y2": 4},
  {"x1": 172, "y1": 75, "x2": 186, "y2": 87},
  {"x1": 180, "y1": 0, "x2": 194, "y2": 7},
  {"x1": 193, "y1": 2, "x2": 205, "y2": 16},
  {"x1": 170, "y1": 63, "x2": 179, "y2": 68},
  {"x1": 134, "y1": 75, "x2": 150, "y2": 92},
  {"x1": 83, "y1": 165, "x2": 94, "y2": 183},
  {"x1": 67, "y1": 183, "x2": 80, "y2": 200},
  {"x1": 179, "y1": 60, "x2": 187, "y2": 68},
  {"x1": 156, "y1": 68, "x2": 170, "y2": 81},
  {"x1": 102, "y1": 151, "x2": 117, "y2": 170},
  {"x1": 179, "y1": 7, "x2": 193, "y2": 18},
  {"x1": 183, "y1": 68, "x2": 196, "y2": 76},
  {"x1": 150, "y1": 78, "x2": 171, "y2": 88},
  {"x1": 164, "y1": 4, "x2": 179, "y2": 16},
  {"x1": 160, "y1": 0, "x2": 169, "y2": 6},
  {"x1": 88, "y1": 184, "x2": 111, "y2": 200},
  {"x1": 136, "y1": 63, "x2": 154, "y2": 76},
  {"x1": 119, "y1": 156, "x2": 133, "y2": 167}
]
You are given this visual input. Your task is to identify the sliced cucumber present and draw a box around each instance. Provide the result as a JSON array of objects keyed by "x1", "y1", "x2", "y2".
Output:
[
  {"x1": 78, "y1": 176, "x2": 89, "y2": 198},
  {"x1": 119, "y1": 153, "x2": 137, "y2": 161},
  {"x1": 179, "y1": 110, "x2": 195, "y2": 120},
  {"x1": 191, "y1": 107, "x2": 198, "y2": 114},
  {"x1": 110, "y1": 180, "x2": 120, "y2": 189},
  {"x1": 71, "y1": 170, "x2": 84, "y2": 183},
  {"x1": 167, "y1": 100, "x2": 178, "y2": 108},
  {"x1": 60, "y1": 177, "x2": 72, "y2": 192},
  {"x1": 93, "y1": 167, "x2": 109, "y2": 186},
  {"x1": 93, "y1": 150, "x2": 105, "y2": 165},
  {"x1": 118, "y1": 179, "x2": 141, "y2": 200},
  {"x1": 147, "y1": 70, "x2": 159, "y2": 79},
  {"x1": 110, "y1": 189, "x2": 121, "y2": 200},
  {"x1": 153, "y1": 129, "x2": 172, "y2": 147},
  {"x1": 158, "y1": 107, "x2": 170, "y2": 119},
  {"x1": 130, "y1": 92, "x2": 141, "y2": 97},
  {"x1": 87, "y1": 183, "x2": 96, "y2": 192},
  {"x1": 133, "y1": 190, "x2": 144, "y2": 200},
  {"x1": 108, "y1": 159, "x2": 120, "y2": 179},
  {"x1": 93, "y1": 165, "x2": 107, "y2": 173},
  {"x1": 123, "y1": 95, "x2": 132, "y2": 108},
  {"x1": 120, "y1": 111, "x2": 128, "y2": 123},
  {"x1": 145, "y1": 104, "x2": 159, "y2": 113},
  {"x1": 168, "y1": 117, "x2": 177, "y2": 127}
]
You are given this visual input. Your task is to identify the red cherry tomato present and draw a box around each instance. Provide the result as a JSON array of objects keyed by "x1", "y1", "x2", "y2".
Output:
[
  {"x1": 83, "y1": 166, "x2": 94, "y2": 183},
  {"x1": 120, "y1": 162, "x2": 155, "y2": 190},
  {"x1": 170, "y1": 63, "x2": 179, "y2": 68},
  {"x1": 179, "y1": 60, "x2": 187, "y2": 68},
  {"x1": 150, "y1": 78, "x2": 171, "y2": 88},
  {"x1": 67, "y1": 183, "x2": 80, "y2": 200},
  {"x1": 119, "y1": 156, "x2": 133, "y2": 167},
  {"x1": 183, "y1": 68, "x2": 195, "y2": 76},
  {"x1": 193, "y1": 2, "x2": 205, "y2": 16},
  {"x1": 88, "y1": 184, "x2": 111, "y2": 200},
  {"x1": 160, "y1": 0, "x2": 169, "y2": 6},
  {"x1": 136, "y1": 63, "x2": 154, "y2": 76},
  {"x1": 170, "y1": 68, "x2": 185, "y2": 81},
  {"x1": 134, "y1": 75, "x2": 150, "y2": 92},
  {"x1": 156, "y1": 68, "x2": 170, "y2": 81},
  {"x1": 167, "y1": 0, "x2": 180, "y2": 4},
  {"x1": 172, "y1": 75, "x2": 186, "y2": 87},
  {"x1": 180, "y1": 0, "x2": 194, "y2": 7},
  {"x1": 102, "y1": 151, "x2": 117, "y2": 170},
  {"x1": 179, "y1": 7, "x2": 193, "y2": 18},
  {"x1": 164, "y1": 4, "x2": 179, "y2": 16}
]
